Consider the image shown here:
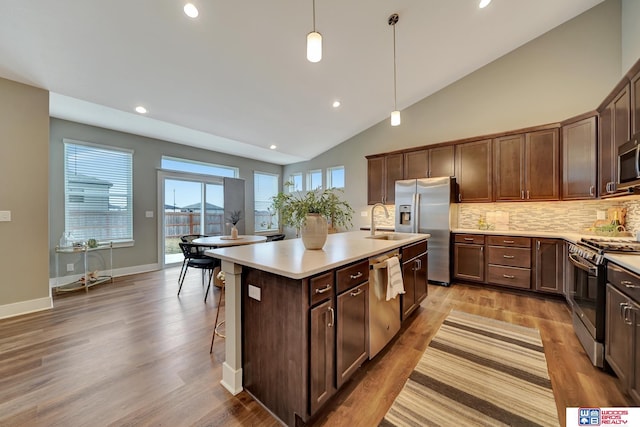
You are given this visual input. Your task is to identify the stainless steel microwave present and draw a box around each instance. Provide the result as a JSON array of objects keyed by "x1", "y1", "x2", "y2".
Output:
[{"x1": 618, "y1": 132, "x2": 640, "y2": 190}]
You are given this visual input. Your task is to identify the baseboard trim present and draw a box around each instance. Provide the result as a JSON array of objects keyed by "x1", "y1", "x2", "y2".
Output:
[
  {"x1": 0, "y1": 296, "x2": 53, "y2": 320},
  {"x1": 48, "y1": 263, "x2": 161, "y2": 288}
]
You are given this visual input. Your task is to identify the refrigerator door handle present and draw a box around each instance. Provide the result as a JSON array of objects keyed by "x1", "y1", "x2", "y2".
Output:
[{"x1": 413, "y1": 193, "x2": 420, "y2": 233}]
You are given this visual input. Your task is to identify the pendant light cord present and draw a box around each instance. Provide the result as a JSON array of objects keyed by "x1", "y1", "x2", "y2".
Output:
[
  {"x1": 312, "y1": 0, "x2": 317, "y2": 32},
  {"x1": 393, "y1": 22, "x2": 397, "y2": 110}
]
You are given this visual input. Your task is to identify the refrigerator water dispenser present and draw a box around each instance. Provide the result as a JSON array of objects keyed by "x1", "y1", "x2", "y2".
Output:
[{"x1": 398, "y1": 205, "x2": 412, "y2": 226}]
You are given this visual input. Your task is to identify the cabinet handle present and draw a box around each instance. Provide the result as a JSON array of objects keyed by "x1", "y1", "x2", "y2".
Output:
[
  {"x1": 350, "y1": 288, "x2": 363, "y2": 297},
  {"x1": 315, "y1": 284, "x2": 332, "y2": 294},
  {"x1": 521, "y1": 190, "x2": 524, "y2": 200},
  {"x1": 464, "y1": 237, "x2": 474, "y2": 241},
  {"x1": 622, "y1": 280, "x2": 640, "y2": 289},
  {"x1": 620, "y1": 302, "x2": 630, "y2": 317},
  {"x1": 589, "y1": 185, "x2": 595, "y2": 197},
  {"x1": 503, "y1": 255, "x2": 515, "y2": 259},
  {"x1": 480, "y1": 246, "x2": 484, "y2": 252},
  {"x1": 526, "y1": 190, "x2": 530, "y2": 199},
  {"x1": 503, "y1": 240, "x2": 514, "y2": 244},
  {"x1": 624, "y1": 305, "x2": 633, "y2": 326},
  {"x1": 328, "y1": 306, "x2": 335, "y2": 328},
  {"x1": 350, "y1": 272, "x2": 363, "y2": 280},
  {"x1": 537, "y1": 240, "x2": 540, "y2": 251},
  {"x1": 503, "y1": 274, "x2": 515, "y2": 279},
  {"x1": 458, "y1": 194, "x2": 462, "y2": 202}
]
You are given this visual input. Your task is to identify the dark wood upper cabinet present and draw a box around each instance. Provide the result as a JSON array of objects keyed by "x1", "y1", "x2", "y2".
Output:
[
  {"x1": 429, "y1": 145, "x2": 455, "y2": 178},
  {"x1": 562, "y1": 115, "x2": 597, "y2": 200},
  {"x1": 526, "y1": 129, "x2": 560, "y2": 201},
  {"x1": 456, "y1": 139, "x2": 493, "y2": 202},
  {"x1": 494, "y1": 134, "x2": 525, "y2": 201},
  {"x1": 367, "y1": 153, "x2": 403, "y2": 205},
  {"x1": 632, "y1": 69, "x2": 640, "y2": 136},
  {"x1": 403, "y1": 145, "x2": 454, "y2": 180},
  {"x1": 598, "y1": 83, "x2": 630, "y2": 195}
]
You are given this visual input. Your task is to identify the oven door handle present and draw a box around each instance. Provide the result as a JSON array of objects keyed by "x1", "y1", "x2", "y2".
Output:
[{"x1": 569, "y1": 253, "x2": 598, "y2": 276}]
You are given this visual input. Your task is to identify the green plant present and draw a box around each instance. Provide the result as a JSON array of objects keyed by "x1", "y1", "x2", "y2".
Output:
[
  {"x1": 271, "y1": 183, "x2": 354, "y2": 230},
  {"x1": 226, "y1": 210, "x2": 242, "y2": 226}
]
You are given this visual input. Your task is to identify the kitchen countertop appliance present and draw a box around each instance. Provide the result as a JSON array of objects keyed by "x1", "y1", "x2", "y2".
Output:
[
  {"x1": 568, "y1": 237, "x2": 640, "y2": 367},
  {"x1": 395, "y1": 177, "x2": 457, "y2": 286}
]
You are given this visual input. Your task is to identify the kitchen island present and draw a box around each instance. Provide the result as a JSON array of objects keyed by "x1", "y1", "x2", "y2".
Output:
[{"x1": 205, "y1": 230, "x2": 429, "y2": 426}]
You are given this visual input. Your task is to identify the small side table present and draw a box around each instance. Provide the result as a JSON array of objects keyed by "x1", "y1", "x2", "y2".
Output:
[{"x1": 55, "y1": 242, "x2": 113, "y2": 293}]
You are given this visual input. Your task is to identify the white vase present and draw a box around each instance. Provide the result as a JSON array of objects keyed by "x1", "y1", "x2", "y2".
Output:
[
  {"x1": 231, "y1": 225, "x2": 238, "y2": 239},
  {"x1": 301, "y1": 213, "x2": 328, "y2": 250}
]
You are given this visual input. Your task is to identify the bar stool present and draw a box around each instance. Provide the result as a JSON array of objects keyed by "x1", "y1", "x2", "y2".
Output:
[{"x1": 210, "y1": 270, "x2": 226, "y2": 353}]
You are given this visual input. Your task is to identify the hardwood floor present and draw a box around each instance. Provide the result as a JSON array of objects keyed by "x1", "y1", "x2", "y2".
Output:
[{"x1": 0, "y1": 269, "x2": 630, "y2": 427}]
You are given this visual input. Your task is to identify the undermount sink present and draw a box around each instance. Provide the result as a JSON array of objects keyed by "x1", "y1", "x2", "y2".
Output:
[{"x1": 366, "y1": 233, "x2": 411, "y2": 241}]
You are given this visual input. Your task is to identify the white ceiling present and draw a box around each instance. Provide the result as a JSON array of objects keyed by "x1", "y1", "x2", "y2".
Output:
[{"x1": 0, "y1": 0, "x2": 604, "y2": 165}]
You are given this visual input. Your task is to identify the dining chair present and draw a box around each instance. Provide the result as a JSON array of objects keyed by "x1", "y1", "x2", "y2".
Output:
[
  {"x1": 266, "y1": 233, "x2": 286, "y2": 241},
  {"x1": 177, "y1": 242, "x2": 217, "y2": 302}
]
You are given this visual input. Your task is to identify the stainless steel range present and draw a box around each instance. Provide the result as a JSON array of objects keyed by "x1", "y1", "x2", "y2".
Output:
[{"x1": 568, "y1": 238, "x2": 640, "y2": 367}]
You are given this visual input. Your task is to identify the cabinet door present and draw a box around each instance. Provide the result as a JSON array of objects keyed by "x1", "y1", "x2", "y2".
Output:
[
  {"x1": 336, "y1": 283, "x2": 369, "y2": 388},
  {"x1": 599, "y1": 85, "x2": 630, "y2": 195},
  {"x1": 633, "y1": 70, "x2": 640, "y2": 135},
  {"x1": 414, "y1": 253, "x2": 428, "y2": 305},
  {"x1": 533, "y1": 239, "x2": 563, "y2": 294},
  {"x1": 455, "y1": 139, "x2": 493, "y2": 202},
  {"x1": 562, "y1": 116, "x2": 597, "y2": 200},
  {"x1": 429, "y1": 145, "x2": 455, "y2": 178},
  {"x1": 494, "y1": 134, "x2": 525, "y2": 201},
  {"x1": 605, "y1": 284, "x2": 631, "y2": 388},
  {"x1": 404, "y1": 150, "x2": 428, "y2": 179},
  {"x1": 385, "y1": 153, "x2": 404, "y2": 204},
  {"x1": 630, "y1": 303, "x2": 640, "y2": 405},
  {"x1": 401, "y1": 260, "x2": 416, "y2": 320},
  {"x1": 309, "y1": 299, "x2": 336, "y2": 414},
  {"x1": 453, "y1": 243, "x2": 485, "y2": 282},
  {"x1": 367, "y1": 156, "x2": 385, "y2": 205},
  {"x1": 526, "y1": 130, "x2": 559, "y2": 201}
]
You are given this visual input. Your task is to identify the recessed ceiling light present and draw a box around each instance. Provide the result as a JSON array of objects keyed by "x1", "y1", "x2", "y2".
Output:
[
  {"x1": 332, "y1": 100, "x2": 341, "y2": 108},
  {"x1": 184, "y1": 3, "x2": 199, "y2": 18},
  {"x1": 135, "y1": 106, "x2": 147, "y2": 114},
  {"x1": 479, "y1": 0, "x2": 492, "y2": 8},
  {"x1": 269, "y1": 144, "x2": 277, "y2": 150}
]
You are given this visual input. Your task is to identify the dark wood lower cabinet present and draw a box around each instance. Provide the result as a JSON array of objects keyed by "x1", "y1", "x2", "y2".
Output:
[
  {"x1": 336, "y1": 282, "x2": 369, "y2": 388},
  {"x1": 310, "y1": 299, "x2": 336, "y2": 414},
  {"x1": 401, "y1": 253, "x2": 427, "y2": 320},
  {"x1": 533, "y1": 238, "x2": 564, "y2": 294},
  {"x1": 453, "y1": 243, "x2": 485, "y2": 282}
]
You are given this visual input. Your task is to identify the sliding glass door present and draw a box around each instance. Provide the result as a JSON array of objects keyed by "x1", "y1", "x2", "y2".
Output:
[{"x1": 159, "y1": 171, "x2": 224, "y2": 266}]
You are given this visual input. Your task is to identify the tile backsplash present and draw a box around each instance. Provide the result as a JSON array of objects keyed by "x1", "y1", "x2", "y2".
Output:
[{"x1": 369, "y1": 196, "x2": 640, "y2": 234}]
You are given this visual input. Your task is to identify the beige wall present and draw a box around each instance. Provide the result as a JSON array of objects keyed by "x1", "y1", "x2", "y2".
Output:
[
  {"x1": 0, "y1": 77, "x2": 50, "y2": 318},
  {"x1": 622, "y1": 0, "x2": 640, "y2": 72},
  {"x1": 284, "y1": 0, "x2": 625, "y2": 228}
]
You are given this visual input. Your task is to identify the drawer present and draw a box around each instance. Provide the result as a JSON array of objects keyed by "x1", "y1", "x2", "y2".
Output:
[
  {"x1": 487, "y1": 246, "x2": 531, "y2": 268},
  {"x1": 310, "y1": 271, "x2": 334, "y2": 305},
  {"x1": 454, "y1": 234, "x2": 485, "y2": 245},
  {"x1": 486, "y1": 236, "x2": 530, "y2": 248},
  {"x1": 402, "y1": 240, "x2": 428, "y2": 262},
  {"x1": 336, "y1": 260, "x2": 369, "y2": 294},
  {"x1": 608, "y1": 263, "x2": 640, "y2": 302},
  {"x1": 487, "y1": 265, "x2": 531, "y2": 289}
]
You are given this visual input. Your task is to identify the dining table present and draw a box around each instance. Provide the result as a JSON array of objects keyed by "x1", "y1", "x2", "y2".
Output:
[{"x1": 191, "y1": 235, "x2": 267, "y2": 248}]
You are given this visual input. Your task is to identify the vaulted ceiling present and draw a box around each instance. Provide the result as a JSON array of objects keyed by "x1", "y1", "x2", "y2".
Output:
[{"x1": 0, "y1": 0, "x2": 604, "y2": 164}]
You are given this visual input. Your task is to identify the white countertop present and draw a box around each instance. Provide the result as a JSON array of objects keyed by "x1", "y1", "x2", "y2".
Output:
[{"x1": 205, "y1": 230, "x2": 429, "y2": 279}]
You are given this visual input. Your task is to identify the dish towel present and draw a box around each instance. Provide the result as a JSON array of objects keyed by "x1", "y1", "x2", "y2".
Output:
[{"x1": 386, "y1": 256, "x2": 405, "y2": 301}]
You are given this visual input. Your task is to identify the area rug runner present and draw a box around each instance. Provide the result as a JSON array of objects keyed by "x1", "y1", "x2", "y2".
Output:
[{"x1": 381, "y1": 310, "x2": 559, "y2": 427}]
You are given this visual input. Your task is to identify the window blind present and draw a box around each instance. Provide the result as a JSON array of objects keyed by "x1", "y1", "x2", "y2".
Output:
[{"x1": 64, "y1": 140, "x2": 133, "y2": 242}]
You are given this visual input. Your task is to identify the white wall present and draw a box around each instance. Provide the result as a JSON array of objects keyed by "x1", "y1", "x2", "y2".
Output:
[{"x1": 622, "y1": 0, "x2": 640, "y2": 72}]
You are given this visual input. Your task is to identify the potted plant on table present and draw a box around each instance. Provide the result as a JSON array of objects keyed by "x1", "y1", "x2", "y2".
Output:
[
  {"x1": 271, "y1": 183, "x2": 354, "y2": 250},
  {"x1": 226, "y1": 210, "x2": 242, "y2": 239}
]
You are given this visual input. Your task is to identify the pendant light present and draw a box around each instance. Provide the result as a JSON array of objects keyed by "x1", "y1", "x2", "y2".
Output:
[
  {"x1": 307, "y1": 0, "x2": 322, "y2": 62},
  {"x1": 389, "y1": 13, "x2": 400, "y2": 126}
]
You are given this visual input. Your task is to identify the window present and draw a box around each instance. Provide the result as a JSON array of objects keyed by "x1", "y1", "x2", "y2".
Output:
[
  {"x1": 306, "y1": 169, "x2": 323, "y2": 191},
  {"x1": 64, "y1": 140, "x2": 133, "y2": 242},
  {"x1": 254, "y1": 171, "x2": 279, "y2": 232},
  {"x1": 326, "y1": 166, "x2": 345, "y2": 189},
  {"x1": 161, "y1": 156, "x2": 238, "y2": 178},
  {"x1": 289, "y1": 172, "x2": 303, "y2": 192}
]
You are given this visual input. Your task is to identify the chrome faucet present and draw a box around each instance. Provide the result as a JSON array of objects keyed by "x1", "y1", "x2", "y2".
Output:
[{"x1": 370, "y1": 203, "x2": 389, "y2": 236}]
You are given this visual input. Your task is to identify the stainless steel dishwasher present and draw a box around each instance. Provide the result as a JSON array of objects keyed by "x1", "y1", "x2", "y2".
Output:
[{"x1": 368, "y1": 249, "x2": 401, "y2": 359}]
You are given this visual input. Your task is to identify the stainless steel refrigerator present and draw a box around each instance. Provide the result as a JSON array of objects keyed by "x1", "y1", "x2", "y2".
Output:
[{"x1": 395, "y1": 177, "x2": 457, "y2": 286}]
